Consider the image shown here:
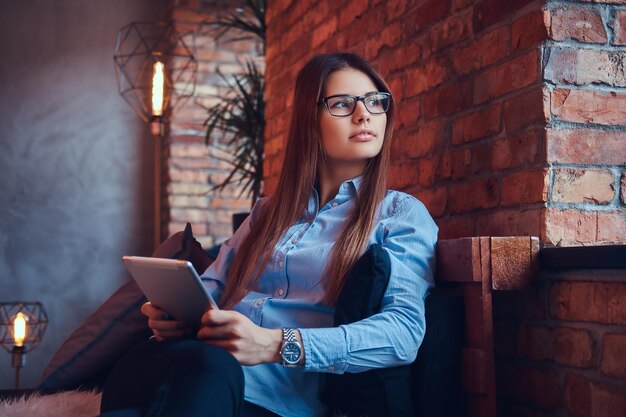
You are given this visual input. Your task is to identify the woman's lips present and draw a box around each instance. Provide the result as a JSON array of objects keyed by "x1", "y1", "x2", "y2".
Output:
[{"x1": 350, "y1": 130, "x2": 376, "y2": 142}]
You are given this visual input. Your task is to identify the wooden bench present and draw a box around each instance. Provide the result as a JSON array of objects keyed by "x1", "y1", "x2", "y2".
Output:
[{"x1": 435, "y1": 236, "x2": 540, "y2": 417}]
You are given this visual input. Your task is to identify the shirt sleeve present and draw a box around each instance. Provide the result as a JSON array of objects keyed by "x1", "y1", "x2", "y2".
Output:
[
  {"x1": 299, "y1": 196, "x2": 438, "y2": 374},
  {"x1": 199, "y1": 198, "x2": 268, "y2": 304}
]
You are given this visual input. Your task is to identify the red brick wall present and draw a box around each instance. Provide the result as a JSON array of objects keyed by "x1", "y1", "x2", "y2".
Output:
[
  {"x1": 493, "y1": 269, "x2": 626, "y2": 416},
  {"x1": 265, "y1": 0, "x2": 626, "y2": 247},
  {"x1": 265, "y1": 0, "x2": 550, "y2": 241},
  {"x1": 544, "y1": 1, "x2": 626, "y2": 246},
  {"x1": 166, "y1": 1, "x2": 261, "y2": 247},
  {"x1": 262, "y1": 1, "x2": 626, "y2": 416}
]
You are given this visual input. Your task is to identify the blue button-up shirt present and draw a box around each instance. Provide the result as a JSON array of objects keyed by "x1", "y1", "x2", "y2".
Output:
[{"x1": 200, "y1": 177, "x2": 438, "y2": 417}]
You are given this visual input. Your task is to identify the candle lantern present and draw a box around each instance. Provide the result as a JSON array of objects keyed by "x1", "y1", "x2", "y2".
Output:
[
  {"x1": 113, "y1": 21, "x2": 197, "y2": 248},
  {"x1": 0, "y1": 302, "x2": 48, "y2": 389}
]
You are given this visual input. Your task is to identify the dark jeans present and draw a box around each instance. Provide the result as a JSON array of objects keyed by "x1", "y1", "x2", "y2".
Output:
[{"x1": 99, "y1": 338, "x2": 279, "y2": 417}]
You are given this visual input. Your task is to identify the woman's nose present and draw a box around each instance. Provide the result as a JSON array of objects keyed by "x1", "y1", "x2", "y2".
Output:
[{"x1": 352, "y1": 101, "x2": 370, "y2": 123}]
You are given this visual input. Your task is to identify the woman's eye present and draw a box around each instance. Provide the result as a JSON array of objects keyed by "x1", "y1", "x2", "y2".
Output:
[{"x1": 331, "y1": 99, "x2": 351, "y2": 108}]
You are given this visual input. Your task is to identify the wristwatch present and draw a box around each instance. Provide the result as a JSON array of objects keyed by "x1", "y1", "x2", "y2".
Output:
[{"x1": 280, "y1": 328, "x2": 303, "y2": 367}]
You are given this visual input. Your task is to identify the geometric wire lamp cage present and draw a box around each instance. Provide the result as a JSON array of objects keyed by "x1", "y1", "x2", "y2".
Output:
[
  {"x1": 113, "y1": 21, "x2": 197, "y2": 123},
  {"x1": 0, "y1": 301, "x2": 48, "y2": 388}
]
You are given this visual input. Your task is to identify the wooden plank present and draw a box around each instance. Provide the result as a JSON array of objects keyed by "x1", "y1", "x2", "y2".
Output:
[
  {"x1": 436, "y1": 237, "x2": 482, "y2": 283},
  {"x1": 462, "y1": 347, "x2": 486, "y2": 394},
  {"x1": 490, "y1": 236, "x2": 540, "y2": 290}
]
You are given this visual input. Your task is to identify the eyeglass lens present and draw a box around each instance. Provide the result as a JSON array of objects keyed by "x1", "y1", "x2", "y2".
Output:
[{"x1": 325, "y1": 93, "x2": 390, "y2": 116}]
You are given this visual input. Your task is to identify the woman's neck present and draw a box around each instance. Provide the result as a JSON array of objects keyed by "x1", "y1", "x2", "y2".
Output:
[{"x1": 317, "y1": 160, "x2": 366, "y2": 207}]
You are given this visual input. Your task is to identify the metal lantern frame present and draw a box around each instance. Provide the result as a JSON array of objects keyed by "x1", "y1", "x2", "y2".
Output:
[
  {"x1": 113, "y1": 21, "x2": 197, "y2": 123},
  {"x1": 0, "y1": 301, "x2": 48, "y2": 353}
]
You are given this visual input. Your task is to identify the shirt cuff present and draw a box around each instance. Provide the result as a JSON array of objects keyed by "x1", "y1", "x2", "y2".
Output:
[{"x1": 299, "y1": 327, "x2": 348, "y2": 374}]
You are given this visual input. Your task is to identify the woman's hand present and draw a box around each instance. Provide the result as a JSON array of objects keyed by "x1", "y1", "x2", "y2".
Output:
[
  {"x1": 196, "y1": 309, "x2": 282, "y2": 366},
  {"x1": 141, "y1": 302, "x2": 194, "y2": 341}
]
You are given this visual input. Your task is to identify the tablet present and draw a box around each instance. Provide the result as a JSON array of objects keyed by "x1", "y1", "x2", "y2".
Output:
[{"x1": 122, "y1": 256, "x2": 218, "y2": 327}]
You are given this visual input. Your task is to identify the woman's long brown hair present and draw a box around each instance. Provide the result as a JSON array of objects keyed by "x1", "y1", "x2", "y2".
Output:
[{"x1": 219, "y1": 53, "x2": 396, "y2": 309}]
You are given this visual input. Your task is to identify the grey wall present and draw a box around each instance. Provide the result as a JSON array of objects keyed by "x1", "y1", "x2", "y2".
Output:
[{"x1": 0, "y1": 0, "x2": 169, "y2": 389}]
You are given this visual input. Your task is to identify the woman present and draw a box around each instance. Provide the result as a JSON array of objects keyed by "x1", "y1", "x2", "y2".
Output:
[{"x1": 100, "y1": 52, "x2": 437, "y2": 417}]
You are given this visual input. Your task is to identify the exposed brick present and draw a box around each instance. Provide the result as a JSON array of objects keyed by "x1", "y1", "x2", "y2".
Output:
[
  {"x1": 512, "y1": 9, "x2": 548, "y2": 50},
  {"x1": 474, "y1": 49, "x2": 540, "y2": 104},
  {"x1": 601, "y1": 333, "x2": 626, "y2": 378},
  {"x1": 405, "y1": 57, "x2": 451, "y2": 97},
  {"x1": 448, "y1": 177, "x2": 499, "y2": 213},
  {"x1": 411, "y1": 186, "x2": 447, "y2": 217},
  {"x1": 591, "y1": 381, "x2": 626, "y2": 417},
  {"x1": 437, "y1": 215, "x2": 476, "y2": 239},
  {"x1": 396, "y1": 98, "x2": 422, "y2": 130},
  {"x1": 386, "y1": 0, "x2": 409, "y2": 20},
  {"x1": 311, "y1": 15, "x2": 337, "y2": 48},
  {"x1": 491, "y1": 129, "x2": 542, "y2": 170},
  {"x1": 549, "y1": 281, "x2": 626, "y2": 325},
  {"x1": 364, "y1": 22, "x2": 403, "y2": 59},
  {"x1": 403, "y1": 0, "x2": 451, "y2": 37},
  {"x1": 418, "y1": 155, "x2": 441, "y2": 187},
  {"x1": 493, "y1": 320, "x2": 518, "y2": 357},
  {"x1": 544, "y1": 47, "x2": 626, "y2": 87},
  {"x1": 546, "y1": 128, "x2": 626, "y2": 165},
  {"x1": 421, "y1": 9, "x2": 472, "y2": 57},
  {"x1": 407, "y1": 119, "x2": 447, "y2": 158},
  {"x1": 452, "y1": 25, "x2": 510, "y2": 76},
  {"x1": 475, "y1": 207, "x2": 543, "y2": 239},
  {"x1": 473, "y1": 0, "x2": 536, "y2": 33},
  {"x1": 622, "y1": 172, "x2": 626, "y2": 204},
  {"x1": 451, "y1": 103, "x2": 502, "y2": 144},
  {"x1": 376, "y1": 43, "x2": 422, "y2": 75},
  {"x1": 554, "y1": 327, "x2": 595, "y2": 368},
  {"x1": 549, "y1": 6, "x2": 608, "y2": 44},
  {"x1": 597, "y1": 211, "x2": 626, "y2": 243},
  {"x1": 501, "y1": 169, "x2": 548, "y2": 206},
  {"x1": 614, "y1": 10, "x2": 626, "y2": 45},
  {"x1": 453, "y1": 0, "x2": 474, "y2": 11},
  {"x1": 338, "y1": 1, "x2": 369, "y2": 28},
  {"x1": 550, "y1": 88, "x2": 626, "y2": 126},
  {"x1": 423, "y1": 78, "x2": 473, "y2": 117},
  {"x1": 544, "y1": 208, "x2": 598, "y2": 246},
  {"x1": 449, "y1": 148, "x2": 471, "y2": 180},
  {"x1": 564, "y1": 373, "x2": 592, "y2": 417},
  {"x1": 518, "y1": 324, "x2": 554, "y2": 361},
  {"x1": 389, "y1": 161, "x2": 421, "y2": 190},
  {"x1": 552, "y1": 168, "x2": 615, "y2": 204}
]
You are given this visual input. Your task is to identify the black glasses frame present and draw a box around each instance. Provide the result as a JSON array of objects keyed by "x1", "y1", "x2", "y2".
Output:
[{"x1": 319, "y1": 92, "x2": 391, "y2": 117}]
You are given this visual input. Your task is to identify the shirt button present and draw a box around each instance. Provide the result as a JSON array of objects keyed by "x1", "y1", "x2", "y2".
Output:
[
  {"x1": 256, "y1": 299, "x2": 264, "y2": 306},
  {"x1": 277, "y1": 288, "x2": 285, "y2": 296},
  {"x1": 278, "y1": 261, "x2": 284, "y2": 268},
  {"x1": 331, "y1": 202, "x2": 338, "y2": 208},
  {"x1": 291, "y1": 238, "x2": 298, "y2": 244},
  {"x1": 343, "y1": 183, "x2": 349, "y2": 189},
  {"x1": 328, "y1": 365, "x2": 335, "y2": 371}
]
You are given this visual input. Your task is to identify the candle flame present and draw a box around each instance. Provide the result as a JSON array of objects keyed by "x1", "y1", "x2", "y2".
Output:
[
  {"x1": 13, "y1": 312, "x2": 27, "y2": 347},
  {"x1": 152, "y1": 61, "x2": 164, "y2": 117}
]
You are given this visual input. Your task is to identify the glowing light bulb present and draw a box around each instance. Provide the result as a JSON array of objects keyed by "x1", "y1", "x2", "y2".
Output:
[
  {"x1": 152, "y1": 61, "x2": 164, "y2": 117},
  {"x1": 13, "y1": 312, "x2": 27, "y2": 347}
]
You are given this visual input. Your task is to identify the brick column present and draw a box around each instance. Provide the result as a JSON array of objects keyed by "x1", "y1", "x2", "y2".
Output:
[{"x1": 544, "y1": 0, "x2": 626, "y2": 245}]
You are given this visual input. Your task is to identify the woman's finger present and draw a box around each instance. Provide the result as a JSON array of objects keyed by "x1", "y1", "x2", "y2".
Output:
[{"x1": 148, "y1": 318, "x2": 188, "y2": 331}]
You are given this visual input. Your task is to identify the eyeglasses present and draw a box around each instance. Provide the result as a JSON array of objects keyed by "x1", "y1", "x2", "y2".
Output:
[{"x1": 319, "y1": 92, "x2": 391, "y2": 117}]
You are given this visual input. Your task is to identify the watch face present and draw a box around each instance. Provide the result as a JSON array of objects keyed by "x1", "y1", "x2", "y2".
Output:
[{"x1": 281, "y1": 341, "x2": 302, "y2": 364}]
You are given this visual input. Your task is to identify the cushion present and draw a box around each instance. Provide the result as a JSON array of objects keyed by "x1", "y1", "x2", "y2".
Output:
[
  {"x1": 325, "y1": 244, "x2": 415, "y2": 417},
  {"x1": 325, "y1": 244, "x2": 465, "y2": 417},
  {"x1": 38, "y1": 223, "x2": 214, "y2": 393}
]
